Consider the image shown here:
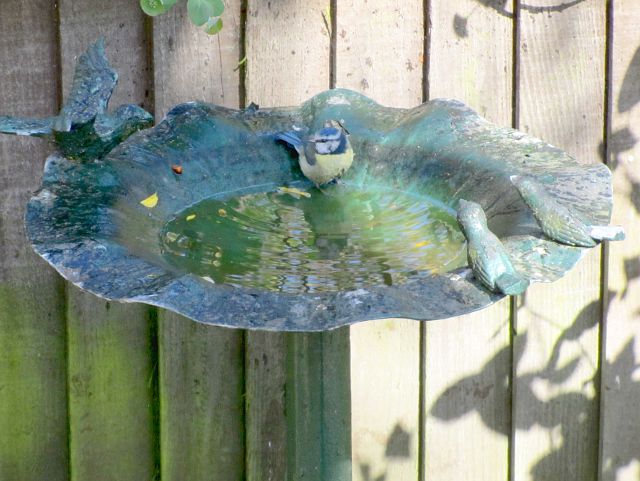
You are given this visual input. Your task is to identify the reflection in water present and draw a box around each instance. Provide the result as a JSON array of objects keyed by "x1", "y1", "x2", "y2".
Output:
[{"x1": 160, "y1": 183, "x2": 466, "y2": 293}]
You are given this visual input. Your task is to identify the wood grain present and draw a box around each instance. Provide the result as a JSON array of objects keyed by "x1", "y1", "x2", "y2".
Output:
[
  {"x1": 335, "y1": 0, "x2": 423, "y2": 108},
  {"x1": 335, "y1": 3, "x2": 423, "y2": 479},
  {"x1": 514, "y1": 2, "x2": 606, "y2": 480},
  {"x1": 424, "y1": 2, "x2": 513, "y2": 479},
  {"x1": 601, "y1": 1, "x2": 640, "y2": 479},
  {"x1": 153, "y1": 4, "x2": 246, "y2": 481},
  {"x1": 0, "y1": 1, "x2": 68, "y2": 480},
  {"x1": 57, "y1": 3, "x2": 159, "y2": 479},
  {"x1": 153, "y1": 2, "x2": 242, "y2": 118}
]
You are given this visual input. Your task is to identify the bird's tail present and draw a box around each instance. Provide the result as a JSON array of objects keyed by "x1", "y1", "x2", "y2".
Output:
[
  {"x1": 495, "y1": 273, "x2": 530, "y2": 296},
  {"x1": 587, "y1": 225, "x2": 625, "y2": 242},
  {"x1": 275, "y1": 131, "x2": 304, "y2": 149}
]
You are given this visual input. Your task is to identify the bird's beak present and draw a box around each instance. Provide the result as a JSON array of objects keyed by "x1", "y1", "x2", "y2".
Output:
[{"x1": 336, "y1": 120, "x2": 350, "y2": 135}]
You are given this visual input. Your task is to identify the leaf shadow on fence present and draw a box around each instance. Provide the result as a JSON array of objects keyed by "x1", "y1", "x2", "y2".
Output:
[
  {"x1": 452, "y1": 0, "x2": 586, "y2": 38},
  {"x1": 356, "y1": 422, "x2": 414, "y2": 481},
  {"x1": 429, "y1": 290, "x2": 640, "y2": 481}
]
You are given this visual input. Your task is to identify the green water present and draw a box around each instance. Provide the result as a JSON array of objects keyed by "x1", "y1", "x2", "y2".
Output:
[{"x1": 160, "y1": 184, "x2": 467, "y2": 293}]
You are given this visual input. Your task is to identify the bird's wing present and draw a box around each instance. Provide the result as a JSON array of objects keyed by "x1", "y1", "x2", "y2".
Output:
[
  {"x1": 540, "y1": 209, "x2": 596, "y2": 247},
  {"x1": 0, "y1": 116, "x2": 53, "y2": 137},
  {"x1": 275, "y1": 131, "x2": 304, "y2": 149},
  {"x1": 54, "y1": 39, "x2": 118, "y2": 132},
  {"x1": 467, "y1": 244, "x2": 495, "y2": 290}
]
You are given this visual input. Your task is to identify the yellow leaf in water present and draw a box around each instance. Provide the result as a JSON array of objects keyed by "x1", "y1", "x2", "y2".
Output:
[
  {"x1": 186, "y1": 214, "x2": 196, "y2": 221},
  {"x1": 218, "y1": 208, "x2": 227, "y2": 217},
  {"x1": 414, "y1": 240, "x2": 429, "y2": 248},
  {"x1": 140, "y1": 192, "x2": 158, "y2": 208},
  {"x1": 277, "y1": 186, "x2": 311, "y2": 198}
]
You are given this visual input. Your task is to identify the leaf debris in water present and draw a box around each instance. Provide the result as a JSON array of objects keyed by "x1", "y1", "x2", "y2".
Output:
[
  {"x1": 172, "y1": 164, "x2": 183, "y2": 174},
  {"x1": 186, "y1": 214, "x2": 196, "y2": 221},
  {"x1": 218, "y1": 208, "x2": 227, "y2": 217},
  {"x1": 140, "y1": 192, "x2": 159, "y2": 208},
  {"x1": 277, "y1": 186, "x2": 311, "y2": 198}
]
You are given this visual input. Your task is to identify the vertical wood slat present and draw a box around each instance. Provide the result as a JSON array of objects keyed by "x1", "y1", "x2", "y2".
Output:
[
  {"x1": 602, "y1": 1, "x2": 640, "y2": 479},
  {"x1": 245, "y1": 2, "x2": 351, "y2": 481},
  {"x1": 57, "y1": 3, "x2": 159, "y2": 480},
  {"x1": 152, "y1": 5, "x2": 246, "y2": 481},
  {"x1": 514, "y1": 2, "x2": 606, "y2": 480},
  {"x1": 0, "y1": 2, "x2": 69, "y2": 480},
  {"x1": 335, "y1": 2, "x2": 423, "y2": 480},
  {"x1": 423, "y1": 1, "x2": 513, "y2": 479}
]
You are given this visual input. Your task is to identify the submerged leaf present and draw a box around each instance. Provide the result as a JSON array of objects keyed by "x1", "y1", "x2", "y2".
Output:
[
  {"x1": 186, "y1": 214, "x2": 196, "y2": 221},
  {"x1": 171, "y1": 164, "x2": 183, "y2": 174},
  {"x1": 140, "y1": 192, "x2": 159, "y2": 208},
  {"x1": 277, "y1": 186, "x2": 311, "y2": 198}
]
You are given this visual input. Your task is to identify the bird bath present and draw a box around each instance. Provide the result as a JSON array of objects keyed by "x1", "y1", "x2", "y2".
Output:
[{"x1": 2, "y1": 42, "x2": 615, "y2": 331}]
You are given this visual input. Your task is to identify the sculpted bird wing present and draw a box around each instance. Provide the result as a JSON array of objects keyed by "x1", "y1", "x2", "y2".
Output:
[
  {"x1": 536, "y1": 205, "x2": 595, "y2": 247},
  {"x1": 54, "y1": 39, "x2": 118, "y2": 132}
]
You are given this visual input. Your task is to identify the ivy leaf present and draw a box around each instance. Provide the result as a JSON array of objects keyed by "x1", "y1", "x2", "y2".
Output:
[
  {"x1": 187, "y1": 0, "x2": 225, "y2": 26},
  {"x1": 140, "y1": 0, "x2": 177, "y2": 16},
  {"x1": 205, "y1": 17, "x2": 223, "y2": 35}
]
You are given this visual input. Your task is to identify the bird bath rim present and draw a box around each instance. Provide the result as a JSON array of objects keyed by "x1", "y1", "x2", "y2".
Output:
[{"x1": 22, "y1": 86, "x2": 615, "y2": 331}]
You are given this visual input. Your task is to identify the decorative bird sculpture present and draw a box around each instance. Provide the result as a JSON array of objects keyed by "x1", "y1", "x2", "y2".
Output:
[
  {"x1": 0, "y1": 39, "x2": 152, "y2": 160},
  {"x1": 275, "y1": 120, "x2": 354, "y2": 186},
  {"x1": 457, "y1": 199, "x2": 530, "y2": 295},
  {"x1": 510, "y1": 175, "x2": 625, "y2": 247}
]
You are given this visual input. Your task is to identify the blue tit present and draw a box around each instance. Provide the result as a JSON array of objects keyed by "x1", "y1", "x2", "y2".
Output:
[
  {"x1": 457, "y1": 199, "x2": 529, "y2": 295},
  {"x1": 275, "y1": 120, "x2": 354, "y2": 186},
  {"x1": 510, "y1": 175, "x2": 625, "y2": 247}
]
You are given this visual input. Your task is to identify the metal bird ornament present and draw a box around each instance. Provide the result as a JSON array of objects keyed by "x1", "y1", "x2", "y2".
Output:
[
  {"x1": 0, "y1": 39, "x2": 152, "y2": 160},
  {"x1": 457, "y1": 199, "x2": 530, "y2": 295},
  {"x1": 510, "y1": 175, "x2": 625, "y2": 247},
  {"x1": 275, "y1": 119, "x2": 354, "y2": 186}
]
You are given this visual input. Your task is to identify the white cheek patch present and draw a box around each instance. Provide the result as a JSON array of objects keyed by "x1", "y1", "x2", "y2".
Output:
[{"x1": 315, "y1": 139, "x2": 340, "y2": 154}]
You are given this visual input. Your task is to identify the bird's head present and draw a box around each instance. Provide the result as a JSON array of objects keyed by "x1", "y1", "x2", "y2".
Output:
[
  {"x1": 313, "y1": 119, "x2": 351, "y2": 155},
  {"x1": 456, "y1": 199, "x2": 487, "y2": 233},
  {"x1": 510, "y1": 175, "x2": 544, "y2": 206}
]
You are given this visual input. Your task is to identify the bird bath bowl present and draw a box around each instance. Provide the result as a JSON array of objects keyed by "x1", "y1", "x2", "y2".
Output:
[
  {"x1": 21, "y1": 85, "x2": 614, "y2": 331},
  {"x1": 3, "y1": 41, "x2": 613, "y2": 331}
]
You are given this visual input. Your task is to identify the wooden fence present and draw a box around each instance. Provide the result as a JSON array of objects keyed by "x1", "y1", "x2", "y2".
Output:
[{"x1": 0, "y1": 0, "x2": 638, "y2": 480}]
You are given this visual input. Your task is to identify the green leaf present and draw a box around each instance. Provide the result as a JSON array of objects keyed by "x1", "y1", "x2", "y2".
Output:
[
  {"x1": 204, "y1": 17, "x2": 223, "y2": 35},
  {"x1": 187, "y1": 0, "x2": 224, "y2": 26},
  {"x1": 140, "y1": 0, "x2": 178, "y2": 16}
]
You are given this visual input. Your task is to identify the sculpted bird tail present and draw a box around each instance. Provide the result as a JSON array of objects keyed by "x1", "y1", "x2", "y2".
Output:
[
  {"x1": 587, "y1": 225, "x2": 625, "y2": 242},
  {"x1": 275, "y1": 131, "x2": 304, "y2": 150},
  {"x1": 495, "y1": 272, "x2": 529, "y2": 296}
]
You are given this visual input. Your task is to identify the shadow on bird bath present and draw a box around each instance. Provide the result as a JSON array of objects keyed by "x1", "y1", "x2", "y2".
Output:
[{"x1": 0, "y1": 41, "x2": 621, "y2": 331}]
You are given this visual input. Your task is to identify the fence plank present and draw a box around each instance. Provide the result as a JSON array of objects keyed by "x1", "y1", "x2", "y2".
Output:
[
  {"x1": 57, "y1": 4, "x2": 159, "y2": 480},
  {"x1": 152, "y1": 6, "x2": 246, "y2": 481},
  {"x1": 0, "y1": 2, "x2": 69, "y2": 480},
  {"x1": 424, "y1": 1, "x2": 513, "y2": 479},
  {"x1": 514, "y1": 3, "x2": 606, "y2": 480},
  {"x1": 335, "y1": 2, "x2": 423, "y2": 480},
  {"x1": 245, "y1": 3, "x2": 352, "y2": 480},
  {"x1": 601, "y1": 1, "x2": 640, "y2": 479},
  {"x1": 153, "y1": 3, "x2": 241, "y2": 118}
]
